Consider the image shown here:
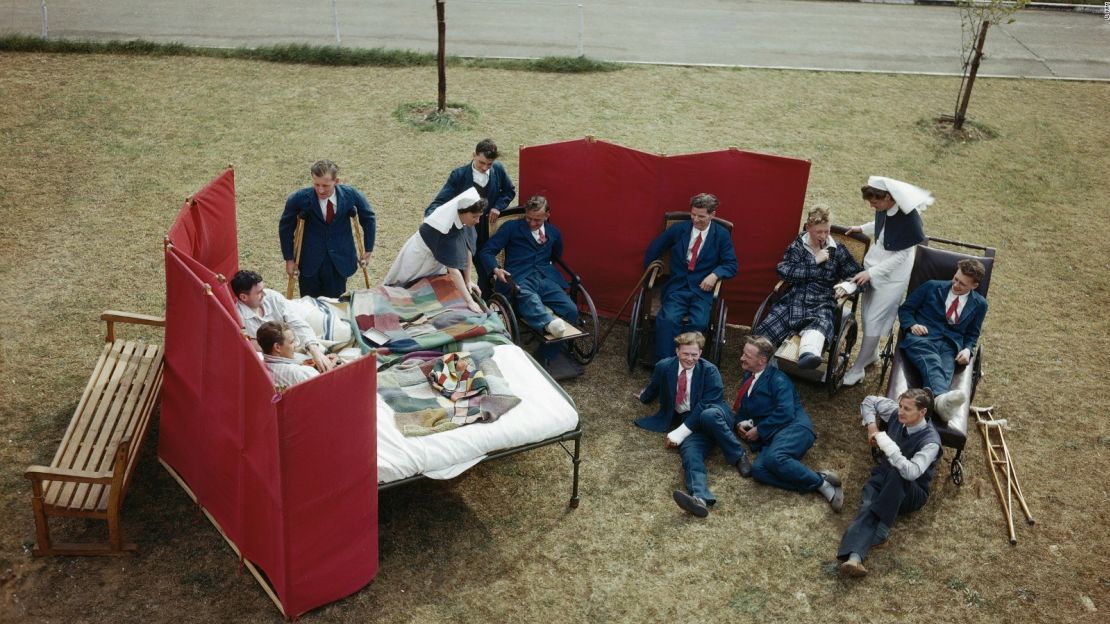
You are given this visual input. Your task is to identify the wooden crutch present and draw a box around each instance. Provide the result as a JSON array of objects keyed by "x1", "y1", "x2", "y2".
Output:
[
  {"x1": 351, "y1": 215, "x2": 371, "y2": 289},
  {"x1": 974, "y1": 406, "x2": 1035, "y2": 545},
  {"x1": 286, "y1": 216, "x2": 305, "y2": 299}
]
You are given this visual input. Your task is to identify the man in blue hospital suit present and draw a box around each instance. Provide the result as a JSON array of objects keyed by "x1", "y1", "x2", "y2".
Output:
[{"x1": 643, "y1": 193, "x2": 737, "y2": 362}]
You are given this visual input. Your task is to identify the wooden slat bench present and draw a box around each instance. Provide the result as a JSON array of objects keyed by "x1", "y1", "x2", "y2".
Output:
[{"x1": 25, "y1": 310, "x2": 165, "y2": 556}]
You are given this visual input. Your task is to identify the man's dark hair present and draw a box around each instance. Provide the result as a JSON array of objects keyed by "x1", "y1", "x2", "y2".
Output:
[
  {"x1": 257, "y1": 321, "x2": 289, "y2": 356},
  {"x1": 311, "y1": 159, "x2": 339, "y2": 179},
  {"x1": 690, "y1": 193, "x2": 719, "y2": 213},
  {"x1": 860, "y1": 186, "x2": 891, "y2": 201},
  {"x1": 475, "y1": 138, "x2": 499, "y2": 160},
  {"x1": 230, "y1": 270, "x2": 264, "y2": 297},
  {"x1": 957, "y1": 258, "x2": 986, "y2": 283}
]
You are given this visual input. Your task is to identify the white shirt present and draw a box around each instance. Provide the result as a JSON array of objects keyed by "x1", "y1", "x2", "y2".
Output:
[
  {"x1": 264, "y1": 354, "x2": 320, "y2": 388},
  {"x1": 236, "y1": 288, "x2": 320, "y2": 350},
  {"x1": 317, "y1": 192, "x2": 336, "y2": 221},
  {"x1": 944, "y1": 290, "x2": 969, "y2": 323},
  {"x1": 471, "y1": 166, "x2": 490, "y2": 187},
  {"x1": 859, "y1": 218, "x2": 915, "y2": 288},
  {"x1": 531, "y1": 225, "x2": 547, "y2": 244},
  {"x1": 687, "y1": 226, "x2": 708, "y2": 263},
  {"x1": 745, "y1": 369, "x2": 763, "y2": 397}
]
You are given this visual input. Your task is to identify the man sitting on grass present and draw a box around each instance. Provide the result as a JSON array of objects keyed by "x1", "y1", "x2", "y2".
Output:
[
  {"x1": 837, "y1": 389, "x2": 941, "y2": 578},
  {"x1": 257, "y1": 321, "x2": 320, "y2": 388}
]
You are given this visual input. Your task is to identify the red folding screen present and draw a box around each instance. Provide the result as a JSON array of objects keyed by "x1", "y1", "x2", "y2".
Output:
[
  {"x1": 160, "y1": 170, "x2": 378, "y2": 619},
  {"x1": 518, "y1": 138, "x2": 810, "y2": 325}
]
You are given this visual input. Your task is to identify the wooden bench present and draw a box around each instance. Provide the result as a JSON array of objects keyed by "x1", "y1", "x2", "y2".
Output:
[{"x1": 25, "y1": 311, "x2": 165, "y2": 556}]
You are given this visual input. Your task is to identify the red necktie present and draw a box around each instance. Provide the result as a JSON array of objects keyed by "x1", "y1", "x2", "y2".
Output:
[
  {"x1": 688, "y1": 233, "x2": 703, "y2": 271},
  {"x1": 325, "y1": 200, "x2": 335, "y2": 225},
  {"x1": 677, "y1": 369, "x2": 688, "y2": 406},
  {"x1": 732, "y1": 375, "x2": 754, "y2": 412},
  {"x1": 946, "y1": 297, "x2": 960, "y2": 324},
  {"x1": 538, "y1": 229, "x2": 547, "y2": 244}
]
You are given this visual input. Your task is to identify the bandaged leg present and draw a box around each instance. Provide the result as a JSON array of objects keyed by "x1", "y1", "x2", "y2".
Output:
[{"x1": 797, "y1": 329, "x2": 825, "y2": 370}]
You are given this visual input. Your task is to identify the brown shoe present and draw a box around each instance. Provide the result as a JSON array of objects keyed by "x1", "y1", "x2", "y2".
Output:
[{"x1": 840, "y1": 559, "x2": 868, "y2": 578}]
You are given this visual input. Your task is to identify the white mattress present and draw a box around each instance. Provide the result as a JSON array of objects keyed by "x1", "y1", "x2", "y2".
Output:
[{"x1": 376, "y1": 344, "x2": 580, "y2": 483}]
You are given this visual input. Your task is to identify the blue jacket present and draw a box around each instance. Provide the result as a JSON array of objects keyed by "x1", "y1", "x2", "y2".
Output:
[
  {"x1": 735, "y1": 366, "x2": 813, "y2": 442},
  {"x1": 478, "y1": 219, "x2": 569, "y2": 289},
  {"x1": 424, "y1": 161, "x2": 516, "y2": 217},
  {"x1": 279, "y1": 185, "x2": 376, "y2": 279},
  {"x1": 644, "y1": 220, "x2": 738, "y2": 299},
  {"x1": 636, "y1": 357, "x2": 731, "y2": 433},
  {"x1": 898, "y1": 279, "x2": 988, "y2": 353}
]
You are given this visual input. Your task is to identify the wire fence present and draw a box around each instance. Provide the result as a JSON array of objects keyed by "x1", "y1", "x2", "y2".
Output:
[{"x1": 4, "y1": 1, "x2": 591, "y2": 58}]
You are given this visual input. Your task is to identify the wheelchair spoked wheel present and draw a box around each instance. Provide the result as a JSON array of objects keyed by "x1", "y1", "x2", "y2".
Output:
[
  {"x1": 626, "y1": 287, "x2": 648, "y2": 371},
  {"x1": 877, "y1": 336, "x2": 895, "y2": 391},
  {"x1": 825, "y1": 318, "x2": 858, "y2": 396},
  {"x1": 487, "y1": 293, "x2": 520, "y2": 344},
  {"x1": 706, "y1": 300, "x2": 728, "y2": 366},
  {"x1": 970, "y1": 345, "x2": 984, "y2": 402},
  {"x1": 569, "y1": 284, "x2": 599, "y2": 365},
  {"x1": 950, "y1": 453, "x2": 964, "y2": 486}
]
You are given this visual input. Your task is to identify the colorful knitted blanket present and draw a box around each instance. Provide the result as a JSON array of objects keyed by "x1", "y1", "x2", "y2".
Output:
[
  {"x1": 349, "y1": 275, "x2": 510, "y2": 361},
  {"x1": 378, "y1": 346, "x2": 521, "y2": 436}
]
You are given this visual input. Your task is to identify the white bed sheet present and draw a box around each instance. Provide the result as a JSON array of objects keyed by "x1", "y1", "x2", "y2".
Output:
[{"x1": 376, "y1": 344, "x2": 579, "y2": 483}]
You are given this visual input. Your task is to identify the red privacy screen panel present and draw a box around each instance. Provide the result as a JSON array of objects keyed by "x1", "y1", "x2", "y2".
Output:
[
  {"x1": 161, "y1": 169, "x2": 378, "y2": 619},
  {"x1": 518, "y1": 138, "x2": 810, "y2": 325},
  {"x1": 166, "y1": 167, "x2": 239, "y2": 279}
]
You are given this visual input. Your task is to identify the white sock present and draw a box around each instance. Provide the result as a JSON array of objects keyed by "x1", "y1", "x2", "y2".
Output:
[
  {"x1": 799, "y1": 329, "x2": 824, "y2": 358},
  {"x1": 848, "y1": 552, "x2": 862, "y2": 564},
  {"x1": 817, "y1": 479, "x2": 835, "y2": 501}
]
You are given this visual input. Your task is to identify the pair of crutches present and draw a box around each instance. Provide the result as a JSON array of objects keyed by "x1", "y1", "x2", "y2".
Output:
[
  {"x1": 285, "y1": 215, "x2": 372, "y2": 299},
  {"x1": 973, "y1": 406, "x2": 1035, "y2": 544}
]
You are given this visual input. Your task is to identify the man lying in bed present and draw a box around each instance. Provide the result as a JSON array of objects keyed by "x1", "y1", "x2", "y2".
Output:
[
  {"x1": 257, "y1": 321, "x2": 321, "y2": 388},
  {"x1": 232, "y1": 269, "x2": 334, "y2": 372}
]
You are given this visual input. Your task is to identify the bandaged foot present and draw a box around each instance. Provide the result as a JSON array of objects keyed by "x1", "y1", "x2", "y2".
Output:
[{"x1": 546, "y1": 318, "x2": 567, "y2": 337}]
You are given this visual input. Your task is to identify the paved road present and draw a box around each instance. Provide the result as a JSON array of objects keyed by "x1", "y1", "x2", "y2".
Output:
[{"x1": 2, "y1": 0, "x2": 1108, "y2": 79}]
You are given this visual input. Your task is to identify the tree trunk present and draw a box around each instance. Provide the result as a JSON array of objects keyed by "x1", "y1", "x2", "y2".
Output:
[
  {"x1": 955, "y1": 19, "x2": 989, "y2": 130},
  {"x1": 436, "y1": 1, "x2": 446, "y2": 113}
]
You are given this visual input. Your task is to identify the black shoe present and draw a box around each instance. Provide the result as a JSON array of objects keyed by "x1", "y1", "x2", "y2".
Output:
[
  {"x1": 818, "y1": 470, "x2": 842, "y2": 487},
  {"x1": 797, "y1": 352, "x2": 823, "y2": 370},
  {"x1": 736, "y1": 454, "x2": 753, "y2": 478},
  {"x1": 672, "y1": 490, "x2": 709, "y2": 518}
]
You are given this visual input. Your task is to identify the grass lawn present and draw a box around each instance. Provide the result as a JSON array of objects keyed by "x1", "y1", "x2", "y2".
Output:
[{"x1": 1, "y1": 51, "x2": 1108, "y2": 623}]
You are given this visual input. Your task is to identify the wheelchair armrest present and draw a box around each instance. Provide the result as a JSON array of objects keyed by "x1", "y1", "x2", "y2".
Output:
[
  {"x1": 553, "y1": 256, "x2": 581, "y2": 287},
  {"x1": 645, "y1": 260, "x2": 664, "y2": 289}
]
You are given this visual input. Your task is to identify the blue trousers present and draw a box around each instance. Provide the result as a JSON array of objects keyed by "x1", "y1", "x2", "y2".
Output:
[
  {"x1": 750, "y1": 423, "x2": 822, "y2": 493},
  {"x1": 514, "y1": 273, "x2": 578, "y2": 331},
  {"x1": 836, "y1": 463, "x2": 929, "y2": 561},
  {"x1": 900, "y1": 334, "x2": 957, "y2": 394},
  {"x1": 678, "y1": 406, "x2": 745, "y2": 504},
  {"x1": 299, "y1": 254, "x2": 348, "y2": 298},
  {"x1": 654, "y1": 285, "x2": 712, "y2": 361}
]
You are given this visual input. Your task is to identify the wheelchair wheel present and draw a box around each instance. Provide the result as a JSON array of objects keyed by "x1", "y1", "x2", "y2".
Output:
[
  {"x1": 825, "y1": 318, "x2": 858, "y2": 396},
  {"x1": 950, "y1": 452, "x2": 964, "y2": 487},
  {"x1": 750, "y1": 292, "x2": 775, "y2": 334},
  {"x1": 569, "y1": 283, "x2": 599, "y2": 365},
  {"x1": 706, "y1": 299, "x2": 728, "y2": 366},
  {"x1": 877, "y1": 335, "x2": 895, "y2": 391},
  {"x1": 487, "y1": 293, "x2": 520, "y2": 344},
  {"x1": 626, "y1": 286, "x2": 648, "y2": 371}
]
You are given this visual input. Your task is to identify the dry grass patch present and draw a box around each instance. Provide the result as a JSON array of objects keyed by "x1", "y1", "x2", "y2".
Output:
[{"x1": 1, "y1": 52, "x2": 1108, "y2": 623}]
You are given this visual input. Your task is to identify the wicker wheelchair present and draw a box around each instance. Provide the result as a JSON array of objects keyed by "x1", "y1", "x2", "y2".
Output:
[
  {"x1": 749, "y1": 225, "x2": 870, "y2": 395},
  {"x1": 878, "y1": 237, "x2": 997, "y2": 486},
  {"x1": 626, "y1": 211, "x2": 732, "y2": 371},
  {"x1": 482, "y1": 206, "x2": 600, "y2": 375}
]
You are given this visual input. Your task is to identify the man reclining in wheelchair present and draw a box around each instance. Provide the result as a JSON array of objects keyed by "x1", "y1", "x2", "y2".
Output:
[{"x1": 753, "y1": 206, "x2": 863, "y2": 370}]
